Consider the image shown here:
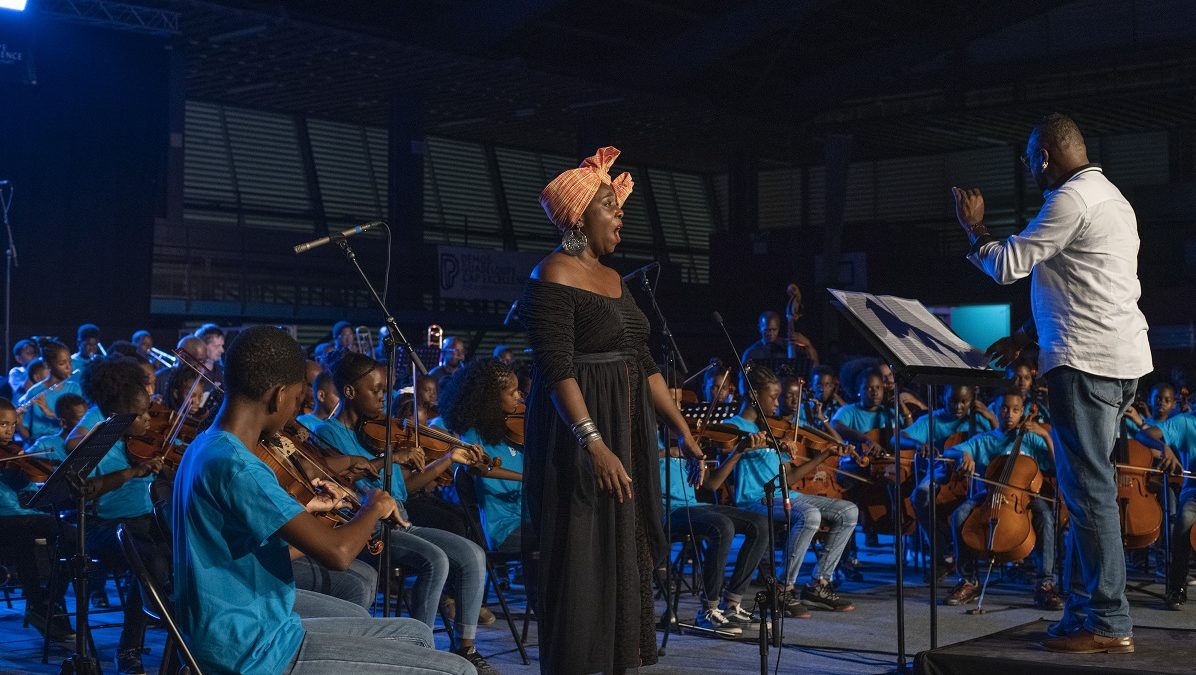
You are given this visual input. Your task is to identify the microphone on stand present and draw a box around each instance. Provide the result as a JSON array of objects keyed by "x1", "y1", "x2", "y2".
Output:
[
  {"x1": 293, "y1": 221, "x2": 385, "y2": 254},
  {"x1": 621, "y1": 261, "x2": 659, "y2": 282}
]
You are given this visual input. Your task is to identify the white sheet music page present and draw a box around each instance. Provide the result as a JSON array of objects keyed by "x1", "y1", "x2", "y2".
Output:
[{"x1": 829, "y1": 288, "x2": 992, "y2": 371}]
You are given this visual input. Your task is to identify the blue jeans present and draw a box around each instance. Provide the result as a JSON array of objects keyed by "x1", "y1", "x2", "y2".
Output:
[
  {"x1": 388, "y1": 504, "x2": 487, "y2": 641},
  {"x1": 1047, "y1": 366, "x2": 1137, "y2": 638},
  {"x1": 288, "y1": 590, "x2": 475, "y2": 674},
  {"x1": 293, "y1": 556, "x2": 379, "y2": 610},
  {"x1": 763, "y1": 493, "x2": 858, "y2": 586},
  {"x1": 668, "y1": 504, "x2": 770, "y2": 604},
  {"x1": 949, "y1": 492, "x2": 1056, "y2": 583},
  {"x1": 1167, "y1": 488, "x2": 1196, "y2": 593}
]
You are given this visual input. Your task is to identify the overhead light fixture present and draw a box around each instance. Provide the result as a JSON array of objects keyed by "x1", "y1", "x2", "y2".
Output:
[
  {"x1": 565, "y1": 97, "x2": 625, "y2": 111},
  {"x1": 225, "y1": 81, "x2": 277, "y2": 95},
  {"x1": 434, "y1": 117, "x2": 487, "y2": 129},
  {"x1": 0, "y1": 0, "x2": 28, "y2": 11},
  {"x1": 208, "y1": 24, "x2": 268, "y2": 43}
]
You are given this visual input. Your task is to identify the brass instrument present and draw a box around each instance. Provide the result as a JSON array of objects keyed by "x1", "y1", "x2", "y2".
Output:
[
  {"x1": 427, "y1": 324, "x2": 443, "y2": 349},
  {"x1": 149, "y1": 347, "x2": 178, "y2": 368},
  {"x1": 354, "y1": 326, "x2": 376, "y2": 356}
]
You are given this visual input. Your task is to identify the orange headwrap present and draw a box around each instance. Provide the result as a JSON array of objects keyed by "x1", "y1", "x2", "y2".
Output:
[{"x1": 539, "y1": 146, "x2": 634, "y2": 232}]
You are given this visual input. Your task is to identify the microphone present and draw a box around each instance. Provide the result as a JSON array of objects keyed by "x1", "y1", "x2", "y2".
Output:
[
  {"x1": 503, "y1": 299, "x2": 520, "y2": 328},
  {"x1": 712, "y1": 311, "x2": 724, "y2": 325},
  {"x1": 621, "y1": 261, "x2": 659, "y2": 282},
  {"x1": 293, "y1": 221, "x2": 385, "y2": 254}
]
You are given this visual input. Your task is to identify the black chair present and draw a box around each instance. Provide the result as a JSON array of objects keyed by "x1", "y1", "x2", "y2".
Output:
[
  {"x1": 453, "y1": 466, "x2": 532, "y2": 664},
  {"x1": 116, "y1": 524, "x2": 204, "y2": 675}
]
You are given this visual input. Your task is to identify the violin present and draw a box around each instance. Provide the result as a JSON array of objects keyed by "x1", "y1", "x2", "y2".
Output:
[
  {"x1": 358, "y1": 418, "x2": 502, "y2": 485},
  {"x1": 254, "y1": 433, "x2": 389, "y2": 555},
  {"x1": 1115, "y1": 417, "x2": 1163, "y2": 549},
  {"x1": 125, "y1": 399, "x2": 181, "y2": 463},
  {"x1": 0, "y1": 442, "x2": 56, "y2": 482},
  {"x1": 959, "y1": 408, "x2": 1044, "y2": 564},
  {"x1": 505, "y1": 403, "x2": 525, "y2": 448}
]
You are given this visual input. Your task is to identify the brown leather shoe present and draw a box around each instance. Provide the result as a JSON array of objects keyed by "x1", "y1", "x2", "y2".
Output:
[{"x1": 1040, "y1": 628, "x2": 1134, "y2": 654}]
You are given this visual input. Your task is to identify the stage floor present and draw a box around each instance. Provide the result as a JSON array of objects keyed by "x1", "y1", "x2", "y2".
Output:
[
  {"x1": 2, "y1": 533, "x2": 1193, "y2": 674},
  {"x1": 915, "y1": 619, "x2": 1196, "y2": 675}
]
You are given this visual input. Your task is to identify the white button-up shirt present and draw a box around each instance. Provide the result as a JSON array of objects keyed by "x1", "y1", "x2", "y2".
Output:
[{"x1": 967, "y1": 166, "x2": 1152, "y2": 379}]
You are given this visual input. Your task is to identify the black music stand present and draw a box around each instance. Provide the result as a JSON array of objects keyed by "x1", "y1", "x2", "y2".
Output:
[
  {"x1": 829, "y1": 289, "x2": 1002, "y2": 673},
  {"x1": 28, "y1": 414, "x2": 137, "y2": 675}
]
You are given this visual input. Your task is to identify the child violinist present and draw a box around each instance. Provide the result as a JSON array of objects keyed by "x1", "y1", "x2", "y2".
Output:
[{"x1": 313, "y1": 350, "x2": 498, "y2": 674}]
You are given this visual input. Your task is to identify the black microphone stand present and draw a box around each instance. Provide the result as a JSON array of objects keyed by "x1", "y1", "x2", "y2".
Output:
[
  {"x1": 1, "y1": 181, "x2": 16, "y2": 372},
  {"x1": 635, "y1": 268, "x2": 686, "y2": 653},
  {"x1": 712, "y1": 312, "x2": 793, "y2": 674},
  {"x1": 333, "y1": 235, "x2": 427, "y2": 617}
]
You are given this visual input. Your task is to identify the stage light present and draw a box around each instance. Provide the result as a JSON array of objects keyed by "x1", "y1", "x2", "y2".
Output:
[{"x1": 0, "y1": 0, "x2": 28, "y2": 12}]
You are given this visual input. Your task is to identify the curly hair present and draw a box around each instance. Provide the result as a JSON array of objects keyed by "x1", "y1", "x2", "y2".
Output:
[
  {"x1": 224, "y1": 325, "x2": 307, "y2": 400},
  {"x1": 438, "y1": 358, "x2": 516, "y2": 445},
  {"x1": 81, "y1": 355, "x2": 149, "y2": 415}
]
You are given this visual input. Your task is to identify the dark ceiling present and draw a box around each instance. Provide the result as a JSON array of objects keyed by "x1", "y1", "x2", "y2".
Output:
[{"x1": 126, "y1": 0, "x2": 1196, "y2": 168}]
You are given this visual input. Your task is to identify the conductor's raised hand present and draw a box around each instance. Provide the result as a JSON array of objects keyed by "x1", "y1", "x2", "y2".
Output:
[
  {"x1": 985, "y1": 331, "x2": 1032, "y2": 369},
  {"x1": 586, "y1": 438, "x2": 633, "y2": 503},
  {"x1": 951, "y1": 187, "x2": 986, "y2": 232}
]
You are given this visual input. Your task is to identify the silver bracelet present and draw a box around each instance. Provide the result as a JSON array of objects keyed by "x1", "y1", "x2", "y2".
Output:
[
  {"x1": 571, "y1": 417, "x2": 598, "y2": 441},
  {"x1": 578, "y1": 430, "x2": 603, "y2": 450}
]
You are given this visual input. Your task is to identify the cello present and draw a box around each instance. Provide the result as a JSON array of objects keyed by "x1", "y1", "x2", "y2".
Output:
[{"x1": 1114, "y1": 418, "x2": 1163, "y2": 549}]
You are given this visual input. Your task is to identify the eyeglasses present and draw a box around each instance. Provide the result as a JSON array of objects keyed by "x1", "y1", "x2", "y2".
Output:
[{"x1": 1020, "y1": 150, "x2": 1042, "y2": 171}]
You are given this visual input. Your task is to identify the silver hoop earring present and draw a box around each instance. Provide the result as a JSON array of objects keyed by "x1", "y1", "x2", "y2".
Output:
[{"x1": 561, "y1": 225, "x2": 588, "y2": 256}]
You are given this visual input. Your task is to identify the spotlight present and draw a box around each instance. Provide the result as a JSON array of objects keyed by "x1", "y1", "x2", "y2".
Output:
[{"x1": 0, "y1": 0, "x2": 28, "y2": 12}]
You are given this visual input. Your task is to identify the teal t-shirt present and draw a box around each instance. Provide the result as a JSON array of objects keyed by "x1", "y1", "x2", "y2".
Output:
[
  {"x1": 989, "y1": 397, "x2": 1051, "y2": 425},
  {"x1": 831, "y1": 402, "x2": 896, "y2": 434},
  {"x1": 1155, "y1": 414, "x2": 1196, "y2": 489},
  {"x1": 29, "y1": 433, "x2": 68, "y2": 463},
  {"x1": 659, "y1": 456, "x2": 698, "y2": 513},
  {"x1": 90, "y1": 440, "x2": 154, "y2": 520},
  {"x1": 459, "y1": 428, "x2": 524, "y2": 547},
  {"x1": 944, "y1": 428, "x2": 1053, "y2": 477},
  {"x1": 723, "y1": 415, "x2": 796, "y2": 514},
  {"x1": 904, "y1": 408, "x2": 993, "y2": 447},
  {"x1": 20, "y1": 379, "x2": 84, "y2": 443},
  {"x1": 172, "y1": 429, "x2": 306, "y2": 675},
  {"x1": 314, "y1": 418, "x2": 408, "y2": 503},
  {"x1": 0, "y1": 468, "x2": 39, "y2": 517},
  {"x1": 294, "y1": 413, "x2": 323, "y2": 433}
]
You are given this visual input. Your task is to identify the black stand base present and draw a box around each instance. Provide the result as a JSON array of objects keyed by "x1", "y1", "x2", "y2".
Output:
[{"x1": 915, "y1": 620, "x2": 1194, "y2": 675}]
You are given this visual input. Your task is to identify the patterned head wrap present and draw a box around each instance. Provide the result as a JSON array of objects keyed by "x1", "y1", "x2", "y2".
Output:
[{"x1": 539, "y1": 146, "x2": 634, "y2": 232}]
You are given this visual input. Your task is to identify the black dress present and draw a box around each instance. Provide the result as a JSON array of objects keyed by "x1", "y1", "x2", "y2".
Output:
[{"x1": 518, "y1": 278, "x2": 665, "y2": 675}]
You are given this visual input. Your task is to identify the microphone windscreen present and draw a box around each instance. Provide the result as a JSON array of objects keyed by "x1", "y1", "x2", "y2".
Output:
[{"x1": 712, "y1": 311, "x2": 724, "y2": 325}]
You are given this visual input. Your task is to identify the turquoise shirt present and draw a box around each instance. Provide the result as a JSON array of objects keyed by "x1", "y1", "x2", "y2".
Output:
[
  {"x1": 659, "y1": 455, "x2": 698, "y2": 513},
  {"x1": 172, "y1": 429, "x2": 306, "y2": 675},
  {"x1": 988, "y1": 397, "x2": 1051, "y2": 424},
  {"x1": 294, "y1": 413, "x2": 323, "y2": 433},
  {"x1": 20, "y1": 379, "x2": 84, "y2": 443},
  {"x1": 723, "y1": 415, "x2": 796, "y2": 514},
  {"x1": 944, "y1": 428, "x2": 1053, "y2": 477},
  {"x1": 831, "y1": 402, "x2": 896, "y2": 434},
  {"x1": 314, "y1": 418, "x2": 408, "y2": 502},
  {"x1": 79, "y1": 405, "x2": 105, "y2": 431},
  {"x1": 459, "y1": 428, "x2": 524, "y2": 547},
  {"x1": 0, "y1": 468, "x2": 39, "y2": 517},
  {"x1": 90, "y1": 440, "x2": 154, "y2": 520},
  {"x1": 904, "y1": 408, "x2": 993, "y2": 447},
  {"x1": 1155, "y1": 415, "x2": 1196, "y2": 489},
  {"x1": 29, "y1": 433, "x2": 68, "y2": 463}
]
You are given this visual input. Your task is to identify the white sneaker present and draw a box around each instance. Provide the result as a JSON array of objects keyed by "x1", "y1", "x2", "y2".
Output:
[
  {"x1": 695, "y1": 607, "x2": 743, "y2": 635},
  {"x1": 722, "y1": 604, "x2": 759, "y2": 628}
]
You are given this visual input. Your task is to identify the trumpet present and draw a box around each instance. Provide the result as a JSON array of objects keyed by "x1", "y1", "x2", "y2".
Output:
[
  {"x1": 148, "y1": 347, "x2": 178, "y2": 368},
  {"x1": 354, "y1": 326, "x2": 376, "y2": 356},
  {"x1": 427, "y1": 324, "x2": 443, "y2": 349},
  {"x1": 96, "y1": 341, "x2": 108, "y2": 357}
]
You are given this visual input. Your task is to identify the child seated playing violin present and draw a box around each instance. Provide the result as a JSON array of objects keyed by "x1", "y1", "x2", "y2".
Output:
[
  {"x1": 313, "y1": 350, "x2": 499, "y2": 674},
  {"x1": 1135, "y1": 409, "x2": 1196, "y2": 611},
  {"x1": 73, "y1": 355, "x2": 171, "y2": 675},
  {"x1": 172, "y1": 326, "x2": 473, "y2": 675},
  {"x1": 0, "y1": 397, "x2": 75, "y2": 641},
  {"x1": 942, "y1": 391, "x2": 1059, "y2": 610},
  {"x1": 709, "y1": 365, "x2": 857, "y2": 617}
]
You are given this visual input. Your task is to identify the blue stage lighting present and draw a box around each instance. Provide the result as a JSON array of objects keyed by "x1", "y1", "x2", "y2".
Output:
[{"x1": 0, "y1": 0, "x2": 28, "y2": 11}]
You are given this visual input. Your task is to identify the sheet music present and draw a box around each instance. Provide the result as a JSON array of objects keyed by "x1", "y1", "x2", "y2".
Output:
[{"x1": 829, "y1": 288, "x2": 992, "y2": 371}]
